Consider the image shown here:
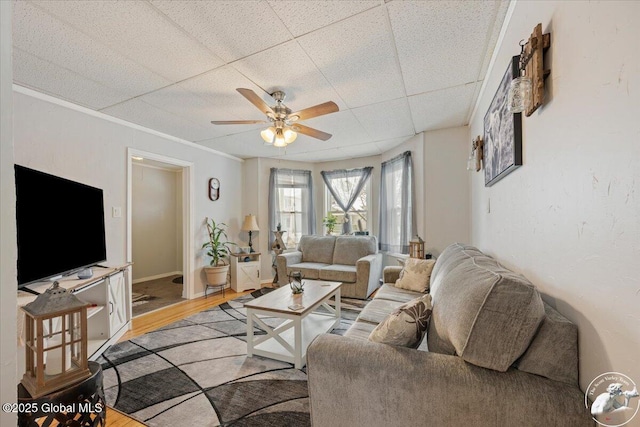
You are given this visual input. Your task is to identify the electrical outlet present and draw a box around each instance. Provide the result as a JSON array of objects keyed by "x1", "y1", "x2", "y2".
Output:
[{"x1": 112, "y1": 207, "x2": 122, "y2": 218}]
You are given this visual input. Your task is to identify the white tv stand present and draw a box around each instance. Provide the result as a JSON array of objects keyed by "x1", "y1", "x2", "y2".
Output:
[{"x1": 17, "y1": 264, "x2": 132, "y2": 363}]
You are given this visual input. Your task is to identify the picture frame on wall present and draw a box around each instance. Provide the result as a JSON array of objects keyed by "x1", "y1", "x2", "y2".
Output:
[{"x1": 483, "y1": 55, "x2": 523, "y2": 187}]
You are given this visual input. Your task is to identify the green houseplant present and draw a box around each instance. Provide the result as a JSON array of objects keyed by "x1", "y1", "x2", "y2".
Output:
[
  {"x1": 202, "y1": 218, "x2": 236, "y2": 286},
  {"x1": 322, "y1": 212, "x2": 338, "y2": 235}
]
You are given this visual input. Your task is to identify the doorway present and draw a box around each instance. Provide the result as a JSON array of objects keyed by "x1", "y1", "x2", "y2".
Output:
[{"x1": 127, "y1": 149, "x2": 194, "y2": 317}]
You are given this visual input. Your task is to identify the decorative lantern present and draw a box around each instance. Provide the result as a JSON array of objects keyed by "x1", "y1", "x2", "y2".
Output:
[
  {"x1": 21, "y1": 281, "x2": 91, "y2": 398},
  {"x1": 409, "y1": 235, "x2": 425, "y2": 259}
]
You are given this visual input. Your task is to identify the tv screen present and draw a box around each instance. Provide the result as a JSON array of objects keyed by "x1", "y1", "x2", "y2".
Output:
[{"x1": 15, "y1": 165, "x2": 107, "y2": 287}]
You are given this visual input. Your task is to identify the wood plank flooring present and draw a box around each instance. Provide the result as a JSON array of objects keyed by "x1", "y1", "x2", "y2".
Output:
[{"x1": 106, "y1": 288, "x2": 254, "y2": 426}]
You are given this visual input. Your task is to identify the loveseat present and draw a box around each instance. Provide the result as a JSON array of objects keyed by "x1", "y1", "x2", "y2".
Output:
[
  {"x1": 276, "y1": 235, "x2": 382, "y2": 299},
  {"x1": 307, "y1": 243, "x2": 593, "y2": 426}
]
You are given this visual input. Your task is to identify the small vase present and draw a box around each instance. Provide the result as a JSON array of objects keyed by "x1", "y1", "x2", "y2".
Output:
[{"x1": 292, "y1": 292, "x2": 303, "y2": 305}]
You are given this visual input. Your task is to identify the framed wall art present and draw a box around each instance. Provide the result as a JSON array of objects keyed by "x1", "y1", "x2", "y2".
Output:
[{"x1": 483, "y1": 56, "x2": 523, "y2": 187}]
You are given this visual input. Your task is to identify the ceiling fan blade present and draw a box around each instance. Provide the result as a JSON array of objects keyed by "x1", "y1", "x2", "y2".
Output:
[
  {"x1": 211, "y1": 120, "x2": 267, "y2": 125},
  {"x1": 236, "y1": 88, "x2": 275, "y2": 116},
  {"x1": 291, "y1": 124, "x2": 332, "y2": 141},
  {"x1": 289, "y1": 101, "x2": 339, "y2": 121}
]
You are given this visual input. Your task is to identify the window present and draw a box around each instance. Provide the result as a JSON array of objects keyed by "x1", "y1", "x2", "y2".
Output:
[
  {"x1": 268, "y1": 168, "x2": 315, "y2": 248},
  {"x1": 379, "y1": 151, "x2": 415, "y2": 253},
  {"x1": 321, "y1": 167, "x2": 373, "y2": 235}
]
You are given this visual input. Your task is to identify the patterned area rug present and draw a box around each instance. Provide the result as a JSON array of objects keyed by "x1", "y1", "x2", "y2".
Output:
[{"x1": 98, "y1": 288, "x2": 367, "y2": 426}]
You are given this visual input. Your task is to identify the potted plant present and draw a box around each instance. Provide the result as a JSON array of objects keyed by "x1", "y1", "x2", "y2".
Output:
[
  {"x1": 202, "y1": 218, "x2": 236, "y2": 286},
  {"x1": 322, "y1": 212, "x2": 338, "y2": 235}
]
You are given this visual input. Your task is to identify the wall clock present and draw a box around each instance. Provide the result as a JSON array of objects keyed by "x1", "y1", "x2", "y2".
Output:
[{"x1": 209, "y1": 178, "x2": 220, "y2": 201}]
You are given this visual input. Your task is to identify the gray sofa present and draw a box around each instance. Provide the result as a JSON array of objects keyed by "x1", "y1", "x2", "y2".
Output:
[
  {"x1": 276, "y1": 235, "x2": 382, "y2": 299},
  {"x1": 307, "y1": 243, "x2": 593, "y2": 426}
]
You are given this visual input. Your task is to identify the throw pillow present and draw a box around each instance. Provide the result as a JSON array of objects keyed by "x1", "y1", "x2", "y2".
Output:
[
  {"x1": 394, "y1": 258, "x2": 436, "y2": 293},
  {"x1": 368, "y1": 294, "x2": 433, "y2": 348}
]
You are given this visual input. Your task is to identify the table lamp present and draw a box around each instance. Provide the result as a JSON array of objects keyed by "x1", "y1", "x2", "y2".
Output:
[{"x1": 242, "y1": 214, "x2": 259, "y2": 253}]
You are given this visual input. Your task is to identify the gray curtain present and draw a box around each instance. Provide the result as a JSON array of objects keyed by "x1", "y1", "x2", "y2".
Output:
[
  {"x1": 268, "y1": 168, "x2": 316, "y2": 247},
  {"x1": 321, "y1": 167, "x2": 373, "y2": 234},
  {"x1": 378, "y1": 151, "x2": 415, "y2": 253}
]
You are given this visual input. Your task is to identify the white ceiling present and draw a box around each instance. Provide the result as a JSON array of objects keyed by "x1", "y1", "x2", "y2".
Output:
[{"x1": 12, "y1": 0, "x2": 509, "y2": 162}]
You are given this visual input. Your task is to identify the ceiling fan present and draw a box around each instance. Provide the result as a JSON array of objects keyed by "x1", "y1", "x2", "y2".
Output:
[{"x1": 211, "y1": 88, "x2": 339, "y2": 147}]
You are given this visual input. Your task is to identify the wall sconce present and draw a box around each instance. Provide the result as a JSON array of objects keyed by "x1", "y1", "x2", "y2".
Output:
[
  {"x1": 466, "y1": 136, "x2": 484, "y2": 172},
  {"x1": 508, "y1": 23, "x2": 551, "y2": 116}
]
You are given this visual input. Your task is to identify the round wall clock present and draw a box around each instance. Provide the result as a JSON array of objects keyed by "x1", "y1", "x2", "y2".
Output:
[{"x1": 209, "y1": 178, "x2": 220, "y2": 201}]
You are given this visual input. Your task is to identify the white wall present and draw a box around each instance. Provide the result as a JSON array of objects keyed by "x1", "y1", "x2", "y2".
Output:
[
  {"x1": 131, "y1": 163, "x2": 180, "y2": 281},
  {"x1": 12, "y1": 89, "x2": 244, "y2": 298},
  {"x1": 0, "y1": 1, "x2": 17, "y2": 424},
  {"x1": 469, "y1": 0, "x2": 640, "y2": 392},
  {"x1": 424, "y1": 126, "x2": 470, "y2": 257}
]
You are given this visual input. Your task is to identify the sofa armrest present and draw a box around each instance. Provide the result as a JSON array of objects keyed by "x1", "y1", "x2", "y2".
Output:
[
  {"x1": 307, "y1": 334, "x2": 592, "y2": 427},
  {"x1": 383, "y1": 265, "x2": 403, "y2": 283},
  {"x1": 355, "y1": 253, "x2": 383, "y2": 298},
  {"x1": 275, "y1": 251, "x2": 302, "y2": 286}
]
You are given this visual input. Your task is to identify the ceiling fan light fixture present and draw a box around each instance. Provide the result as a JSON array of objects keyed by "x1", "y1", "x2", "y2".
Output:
[
  {"x1": 274, "y1": 128, "x2": 287, "y2": 147},
  {"x1": 260, "y1": 126, "x2": 276, "y2": 144},
  {"x1": 283, "y1": 128, "x2": 297, "y2": 144}
]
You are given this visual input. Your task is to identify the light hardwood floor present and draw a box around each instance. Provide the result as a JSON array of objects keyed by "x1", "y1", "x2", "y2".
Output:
[{"x1": 106, "y1": 288, "x2": 253, "y2": 426}]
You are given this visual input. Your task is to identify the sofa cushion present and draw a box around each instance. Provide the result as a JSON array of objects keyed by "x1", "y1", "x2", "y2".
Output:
[
  {"x1": 287, "y1": 262, "x2": 330, "y2": 280},
  {"x1": 394, "y1": 258, "x2": 435, "y2": 293},
  {"x1": 332, "y1": 236, "x2": 377, "y2": 266},
  {"x1": 344, "y1": 320, "x2": 377, "y2": 341},
  {"x1": 514, "y1": 302, "x2": 579, "y2": 385},
  {"x1": 319, "y1": 264, "x2": 357, "y2": 283},
  {"x1": 300, "y1": 235, "x2": 336, "y2": 264},
  {"x1": 368, "y1": 294, "x2": 432, "y2": 348},
  {"x1": 429, "y1": 243, "x2": 484, "y2": 295},
  {"x1": 375, "y1": 284, "x2": 423, "y2": 304},
  {"x1": 357, "y1": 298, "x2": 407, "y2": 325},
  {"x1": 427, "y1": 246, "x2": 545, "y2": 372}
]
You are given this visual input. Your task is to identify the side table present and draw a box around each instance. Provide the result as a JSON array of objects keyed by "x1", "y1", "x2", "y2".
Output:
[{"x1": 18, "y1": 361, "x2": 106, "y2": 427}]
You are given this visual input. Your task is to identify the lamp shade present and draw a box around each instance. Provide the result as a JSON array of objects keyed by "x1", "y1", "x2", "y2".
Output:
[{"x1": 241, "y1": 214, "x2": 259, "y2": 231}]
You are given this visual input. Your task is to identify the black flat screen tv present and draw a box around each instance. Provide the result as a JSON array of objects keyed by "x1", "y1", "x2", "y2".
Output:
[{"x1": 15, "y1": 165, "x2": 107, "y2": 288}]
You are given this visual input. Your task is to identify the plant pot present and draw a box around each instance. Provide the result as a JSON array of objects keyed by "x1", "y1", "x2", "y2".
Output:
[
  {"x1": 204, "y1": 265, "x2": 229, "y2": 286},
  {"x1": 292, "y1": 292, "x2": 303, "y2": 305}
]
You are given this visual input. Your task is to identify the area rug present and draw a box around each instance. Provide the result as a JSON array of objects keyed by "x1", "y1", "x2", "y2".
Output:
[{"x1": 97, "y1": 289, "x2": 367, "y2": 426}]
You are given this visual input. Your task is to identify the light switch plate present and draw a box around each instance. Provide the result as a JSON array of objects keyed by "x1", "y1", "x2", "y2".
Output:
[{"x1": 112, "y1": 207, "x2": 122, "y2": 218}]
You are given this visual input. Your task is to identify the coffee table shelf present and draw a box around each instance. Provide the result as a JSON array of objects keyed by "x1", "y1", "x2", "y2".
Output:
[{"x1": 244, "y1": 280, "x2": 341, "y2": 369}]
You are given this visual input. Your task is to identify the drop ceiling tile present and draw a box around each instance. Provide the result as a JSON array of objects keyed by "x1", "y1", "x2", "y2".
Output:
[
  {"x1": 302, "y1": 110, "x2": 370, "y2": 147},
  {"x1": 178, "y1": 66, "x2": 271, "y2": 124},
  {"x1": 375, "y1": 136, "x2": 415, "y2": 153},
  {"x1": 477, "y1": 1, "x2": 510, "y2": 81},
  {"x1": 149, "y1": 0, "x2": 292, "y2": 63},
  {"x1": 352, "y1": 97, "x2": 416, "y2": 141},
  {"x1": 231, "y1": 40, "x2": 347, "y2": 111},
  {"x1": 138, "y1": 84, "x2": 264, "y2": 139},
  {"x1": 408, "y1": 83, "x2": 477, "y2": 132},
  {"x1": 297, "y1": 7, "x2": 405, "y2": 108},
  {"x1": 388, "y1": 1, "x2": 504, "y2": 95},
  {"x1": 30, "y1": 0, "x2": 224, "y2": 82},
  {"x1": 268, "y1": 1, "x2": 380, "y2": 37},
  {"x1": 101, "y1": 99, "x2": 214, "y2": 142},
  {"x1": 198, "y1": 130, "x2": 275, "y2": 159},
  {"x1": 13, "y1": 1, "x2": 170, "y2": 98},
  {"x1": 13, "y1": 48, "x2": 130, "y2": 110}
]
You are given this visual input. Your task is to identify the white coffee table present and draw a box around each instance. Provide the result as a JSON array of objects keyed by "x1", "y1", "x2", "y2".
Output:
[{"x1": 244, "y1": 280, "x2": 342, "y2": 369}]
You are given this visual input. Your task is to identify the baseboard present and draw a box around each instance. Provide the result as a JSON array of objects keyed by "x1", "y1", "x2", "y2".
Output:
[{"x1": 132, "y1": 271, "x2": 182, "y2": 284}]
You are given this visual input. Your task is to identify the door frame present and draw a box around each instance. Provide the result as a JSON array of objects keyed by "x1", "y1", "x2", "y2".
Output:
[{"x1": 126, "y1": 148, "x2": 195, "y2": 301}]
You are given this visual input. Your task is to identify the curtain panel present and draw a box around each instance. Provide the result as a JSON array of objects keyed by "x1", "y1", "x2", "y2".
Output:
[
  {"x1": 378, "y1": 151, "x2": 415, "y2": 254},
  {"x1": 268, "y1": 168, "x2": 316, "y2": 248},
  {"x1": 320, "y1": 167, "x2": 373, "y2": 234}
]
